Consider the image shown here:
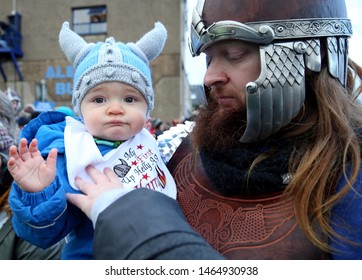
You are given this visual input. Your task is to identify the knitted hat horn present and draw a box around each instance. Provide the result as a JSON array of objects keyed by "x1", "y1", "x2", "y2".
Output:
[{"x1": 59, "y1": 21, "x2": 167, "y2": 116}]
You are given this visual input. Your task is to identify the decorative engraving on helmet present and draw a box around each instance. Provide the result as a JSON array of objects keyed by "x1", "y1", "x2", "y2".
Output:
[
  {"x1": 304, "y1": 39, "x2": 321, "y2": 72},
  {"x1": 263, "y1": 43, "x2": 305, "y2": 88},
  {"x1": 190, "y1": 19, "x2": 275, "y2": 56},
  {"x1": 328, "y1": 37, "x2": 339, "y2": 79},
  {"x1": 240, "y1": 43, "x2": 306, "y2": 143},
  {"x1": 251, "y1": 19, "x2": 352, "y2": 40},
  {"x1": 293, "y1": 41, "x2": 307, "y2": 54},
  {"x1": 327, "y1": 37, "x2": 348, "y2": 86},
  {"x1": 338, "y1": 37, "x2": 348, "y2": 86},
  {"x1": 246, "y1": 82, "x2": 258, "y2": 94}
]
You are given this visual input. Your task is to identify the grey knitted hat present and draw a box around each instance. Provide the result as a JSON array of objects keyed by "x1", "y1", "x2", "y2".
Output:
[
  {"x1": 59, "y1": 21, "x2": 167, "y2": 117},
  {"x1": 0, "y1": 89, "x2": 17, "y2": 146}
]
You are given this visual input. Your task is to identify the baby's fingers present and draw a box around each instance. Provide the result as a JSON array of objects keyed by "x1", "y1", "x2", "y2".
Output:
[
  {"x1": 28, "y1": 138, "x2": 42, "y2": 156},
  {"x1": 17, "y1": 138, "x2": 31, "y2": 160},
  {"x1": 7, "y1": 156, "x2": 18, "y2": 174},
  {"x1": 7, "y1": 144, "x2": 22, "y2": 174},
  {"x1": 46, "y1": 148, "x2": 58, "y2": 170},
  {"x1": 8, "y1": 144, "x2": 20, "y2": 159}
]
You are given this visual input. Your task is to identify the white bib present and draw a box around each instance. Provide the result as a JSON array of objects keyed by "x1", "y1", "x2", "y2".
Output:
[{"x1": 64, "y1": 117, "x2": 176, "y2": 199}]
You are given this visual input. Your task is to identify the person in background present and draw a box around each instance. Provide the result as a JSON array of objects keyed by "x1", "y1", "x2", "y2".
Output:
[
  {"x1": 6, "y1": 87, "x2": 22, "y2": 117},
  {"x1": 15, "y1": 116, "x2": 31, "y2": 130},
  {"x1": 15, "y1": 103, "x2": 41, "y2": 130},
  {"x1": 7, "y1": 21, "x2": 176, "y2": 259},
  {"x1": 23, "y1": 103, "x2": 41, "y2": 120},
  {"x1": 0, "y1": 94, "x2": 63, "y2": 260},
  {"x1": 0, "y1": 156, "x2": 64, "y2": 260},
  {"x1": 71, "y1": 0, "x2": 362, "y2": 260},
  {"x1": 0, "y1": 89, "x2": 20, "y2": 141},
  {"x1": 150, "y1": 117, "x2": 168, "y2": 138}
]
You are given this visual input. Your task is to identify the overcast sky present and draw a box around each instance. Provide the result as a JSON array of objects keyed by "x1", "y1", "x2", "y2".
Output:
[{"x1": 184, "y1": 0, "x2": 362, "y2": 85}]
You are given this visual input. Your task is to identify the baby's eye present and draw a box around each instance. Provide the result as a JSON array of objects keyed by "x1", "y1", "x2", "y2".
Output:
[
  {"x1": 94, "y1": 97, "x2": 106, "y2": 104},
  {"x1": 124, "y1": 96, "x2": 136, "y2": 103}
]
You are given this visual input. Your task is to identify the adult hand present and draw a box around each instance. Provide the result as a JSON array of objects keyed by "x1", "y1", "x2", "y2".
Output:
[{"x1": 66, "y1": 165, "x2": 124, "y2": 219}]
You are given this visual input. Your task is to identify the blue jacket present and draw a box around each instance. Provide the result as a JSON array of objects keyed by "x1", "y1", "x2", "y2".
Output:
[
  {"x1": 330, "y1": 167, "x2": 362, "y2": 259},
  {"x1": 9, "y1": 111, "x2": 113, "y2": 259}
]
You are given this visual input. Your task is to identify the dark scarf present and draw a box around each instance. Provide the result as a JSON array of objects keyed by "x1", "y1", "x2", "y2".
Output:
[{"x1": 199, "y1": 139, "x2": 295, "y2": 196}]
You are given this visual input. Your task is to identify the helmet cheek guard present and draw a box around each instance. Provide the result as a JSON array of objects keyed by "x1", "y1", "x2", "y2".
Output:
[
  {"x1": 189, "y1": 0, "x2": 352, "y2": 143},
  {"x1": 242, "y1": 43, "x2": 306, "y2": 142}
]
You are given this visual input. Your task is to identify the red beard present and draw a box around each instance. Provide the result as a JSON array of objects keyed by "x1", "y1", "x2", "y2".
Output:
[{"x1": 191, "y1": 99, "x2": 247, "y2": 152}]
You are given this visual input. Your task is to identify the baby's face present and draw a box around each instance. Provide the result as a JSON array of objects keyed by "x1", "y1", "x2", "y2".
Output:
[{"x1": 80, "y1": 82, "x2": 148, "y2": 141}]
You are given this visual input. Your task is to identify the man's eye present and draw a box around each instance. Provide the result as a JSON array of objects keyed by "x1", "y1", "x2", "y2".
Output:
[
  {"x1": 227, "y1": 50, "x2": 248, "y2": 62},
  {"x1": 228, "y1": 54, "x2": 243, "y2": 62},
  {"x1": 206, "y1": 56, "x2": 211, "y2": 67}
]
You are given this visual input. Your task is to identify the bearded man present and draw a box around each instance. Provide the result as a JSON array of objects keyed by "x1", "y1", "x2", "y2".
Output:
[{"x1": 67, "y1": 0, "x2": 362, "y2": 260}]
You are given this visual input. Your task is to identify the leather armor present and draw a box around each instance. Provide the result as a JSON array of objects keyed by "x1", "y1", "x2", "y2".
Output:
[{"x1": 167, "y1": 138, "x2": 327, "y2": 259}]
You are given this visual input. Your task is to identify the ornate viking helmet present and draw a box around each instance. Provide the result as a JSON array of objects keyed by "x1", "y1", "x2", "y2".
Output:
[{"x1": 189, "y1": 0, "x2": 352, "y2": 142}]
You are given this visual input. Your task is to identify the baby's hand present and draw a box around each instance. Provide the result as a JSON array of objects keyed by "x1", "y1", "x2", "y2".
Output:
[
  {"x1": 7, "y1": 138, "x2": 57, "y2": 193},
  {"x1": 66, "y1": 166, "x2": 123, "y2": 220}
]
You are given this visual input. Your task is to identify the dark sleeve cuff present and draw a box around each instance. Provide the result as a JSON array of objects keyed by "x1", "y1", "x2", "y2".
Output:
[{"x1": 94, "y1": 188, "x2": 205, "y2": 259}]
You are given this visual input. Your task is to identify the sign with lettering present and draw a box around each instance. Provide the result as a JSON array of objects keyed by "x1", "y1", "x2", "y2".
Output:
[
  {"x1": 34, "y1": 100, "x2": 55, "y2": 112},
  {"x1": 45, "y1": 65, "x2": 73, "y2": 96}
]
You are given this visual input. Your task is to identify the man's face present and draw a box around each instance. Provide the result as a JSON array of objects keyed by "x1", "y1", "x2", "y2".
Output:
[
  {"x1": 203, "y1": 40, "x2": 261, "y2": 114},
  {"x1": 192, "y1": 40, "x2": 261, "y2": 151}
]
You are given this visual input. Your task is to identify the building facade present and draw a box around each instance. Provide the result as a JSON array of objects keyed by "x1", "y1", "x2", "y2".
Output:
[{"x1": 0, "y1": 0, "x2": 183, "y2": 123}]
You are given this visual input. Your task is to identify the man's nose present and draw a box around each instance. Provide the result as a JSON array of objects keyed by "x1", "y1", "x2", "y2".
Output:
[{"x1": 203, "y1": 59, "x2": 229, "y2": 87}]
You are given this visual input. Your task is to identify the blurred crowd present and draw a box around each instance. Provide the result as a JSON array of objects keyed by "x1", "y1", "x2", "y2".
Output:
[{"x1": 0, "y1": 87, "x2": 71, "y2": 259}]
